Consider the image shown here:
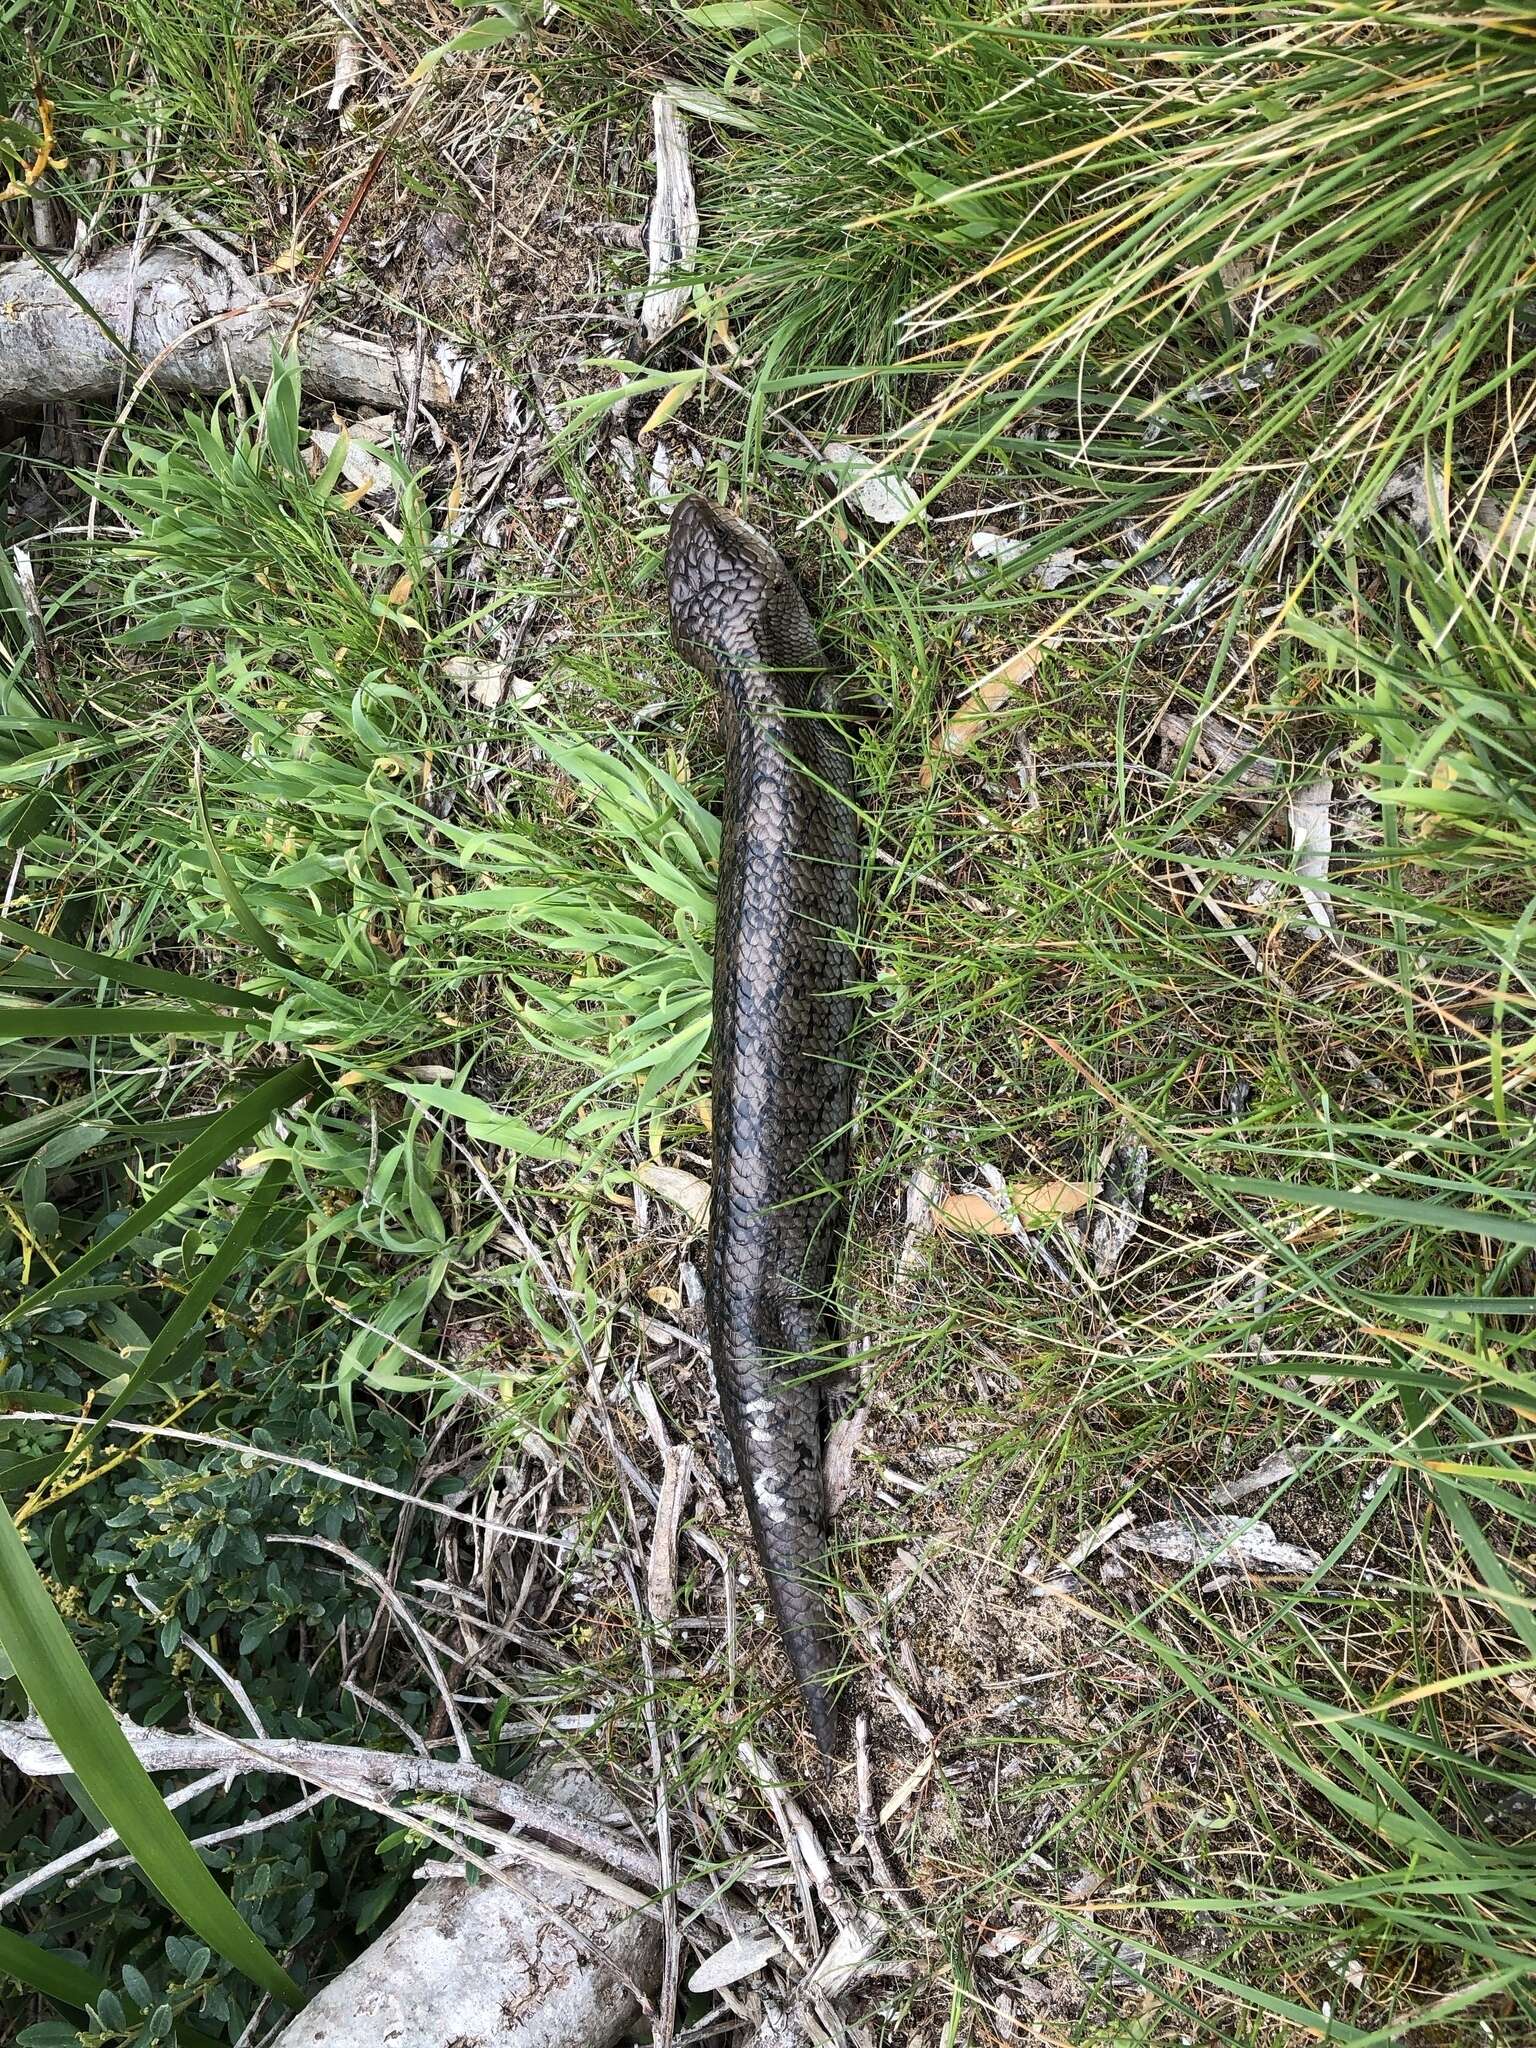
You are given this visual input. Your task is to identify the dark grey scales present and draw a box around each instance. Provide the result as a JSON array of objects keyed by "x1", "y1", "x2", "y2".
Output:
[{"x1": 665, "y1": 496, "x2": 858, "y2": 1754}]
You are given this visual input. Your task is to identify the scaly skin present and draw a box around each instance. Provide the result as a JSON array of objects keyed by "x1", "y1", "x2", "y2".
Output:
[{"x1": 665, "y1": 496, "x2": 858, "y2": 1754}]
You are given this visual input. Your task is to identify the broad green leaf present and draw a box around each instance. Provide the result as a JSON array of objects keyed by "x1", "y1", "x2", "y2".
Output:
[
  {"x1": 0, "y1": 1926, "x2": 107, "y2": 2012},
  {"x1": 409, "y1": 4, "x2": 524, "y2": 77},
  {"x1": 683, "y1": 0, "x2": 800, "y2": 27},
  {"x1": 390, "y1": 1078, "x2": 574, "y2": 1161},
  {"x1": 0, "y1": 1928, "x2": 220, "y2": 2047}
]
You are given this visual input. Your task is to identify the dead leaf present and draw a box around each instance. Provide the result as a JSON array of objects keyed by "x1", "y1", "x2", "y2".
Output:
[
  {"x1": 1474, "y1": 484, "x2": 1536, "y2": 567},
  {"x1": 687, "y1": 1933, "x2": 783, "y2": 1994},
  {"x1": 919, "y1": 643, "x2": 1046, "y2": 789},
  {"x1": 933, "y1": 1190, "x2": 1014, "y2": 1235},
  {"x1": 823, "y1": 441, "x2": 925, "y2": 526},
  {"x1": 1207, "y1": 1452, "x2": 1297, "y2": 1507},
  {"x1": 1003, "y1": 1178, "x2": 1096, "y2": 1227},
  {"x1": 640, "y1": 368, "x2": 704, "y2": 436},
  {"x1": 708, "y1": 304, "x2": 737, "y2": 360},
  {"x1": 310, "y1": 414, "x2": 398, "y2": 500},
  {"x1": 934, "y1": 1179, "x2": 1096, "y2": 1236},
  {"x1": 1114, "y1": 1514, "x2": 1320, "y2": 1575},
  {"x1": 444, "y1": 656, "x2": 543, "y2": 713},
  {"x1": 632, "y1": 1161, "x2": 710, "y2": 1231}
]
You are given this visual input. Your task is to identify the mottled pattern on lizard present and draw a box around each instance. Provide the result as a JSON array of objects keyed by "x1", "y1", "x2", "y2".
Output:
[{"x1": 665, "y1": 495, "x2": 858, "y2": 1753}]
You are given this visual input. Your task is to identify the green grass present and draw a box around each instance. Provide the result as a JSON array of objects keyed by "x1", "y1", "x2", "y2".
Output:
[{"x1": 4, "y1": 0, "x2": 1536, "y2": 2039}]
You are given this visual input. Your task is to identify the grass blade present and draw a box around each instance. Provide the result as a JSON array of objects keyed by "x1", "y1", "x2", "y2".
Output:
[
  {"x1": 8, "y1": 1061, "x2": 315, "y2": 1321},
  {"x1": 0, "y1": 1503, "x2": 303, "y2": 2006},
  {"x1": 0, "y1": 1004, "x2": 256, "y2": 1041},
  {"x1": 0, "y1": 912, "x2": 273, "y2": 1010}
]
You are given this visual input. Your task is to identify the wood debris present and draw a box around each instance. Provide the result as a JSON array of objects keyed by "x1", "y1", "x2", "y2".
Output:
[
  {"x1": 328, "y1": 34, "x2": 364, "y2": 116},
  {"x1": 1289, "y1": 776, "x2": 1336, "y2": 940},
  {"x1": 641, "y1": 95, "x2": 698, "y2": 344},
  {"x1": 1029, "y1": 1509, "x2": 1134, "y2": 1597},
  {"x1": 646, "y1": 1441, "x2": 694, "y2": 1627},
  {"x1": 1156, "y1": 707, "x2": 1281, "y2": 791},
  {"x1": 269, "y1": 1762, "x2": 663, "y2": 2048},
  {"x1": 1474, "y1": 483, "x2": 1536, "y2": 567},
  {"x1": 0, "y1": 247, "x2": 457, "y2": 411},
  {"x1": 824, "y1": 1404, "x2": 870, "y2": 1514},
  {"x1": 968, "y1": 527, "x2": 1078, "y2": 587},
  {"x1": 896, "y1": 1160, "x2": 940, "y2": 1283}
]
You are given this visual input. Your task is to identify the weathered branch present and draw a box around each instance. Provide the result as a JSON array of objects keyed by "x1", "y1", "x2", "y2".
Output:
[
  {"x1": 0, "y1": 1713, "x2": 662, "y2": 1901},
  {"x1": 0, "y1": 245, "x2": 454, "y2": 411},
  {"x1": 268, "y1": 1768, "x2": 662, "y2": 2048}
]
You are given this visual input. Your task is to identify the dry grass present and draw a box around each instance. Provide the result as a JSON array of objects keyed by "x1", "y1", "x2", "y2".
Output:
[{"x1": 3, "y1": 2, "x2": 1534, "y2": 2043}]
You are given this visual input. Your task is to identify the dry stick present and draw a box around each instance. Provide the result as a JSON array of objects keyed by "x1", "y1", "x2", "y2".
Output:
[
  {"x1": 622, "y1": 1561, "x2": 682, "y2": 2048},
  {"x1": 270, "y1": 1532, "x2": 474, "y2": 1764},
  {"x1": 283, "y1": 75, "x2": 433, "y2": 349},
  {"x1": 735, "y1": 1744, "x2": 881, "y2": 2048},
  {"x1": 0, "y1": 1714, "x2": 732, "y2": 1932},
  {"x1": 837, "y1": 1591, "x2": 932, "y2": 1747},
  {"x1": 851, "y1": 1716, "x2": 925, "y2": 1939},
  {"x1": 343, "y1": 1677, "x2": 432, "y2": 1756},
  {"x1": 74, "y1": 1792, "x2": 331, "y2": 1897},
  {"x1": 0, "y1": 249, "x2": 445, "y2": 414}
]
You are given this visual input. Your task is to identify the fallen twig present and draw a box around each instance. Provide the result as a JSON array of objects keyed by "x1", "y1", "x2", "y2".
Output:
[
  {"x1": 0, "y1": 1713, "x2": 720, "y2": 1916},
  {"x1": 0, "y1": 246, "x2": 455, "y2": 411}
]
